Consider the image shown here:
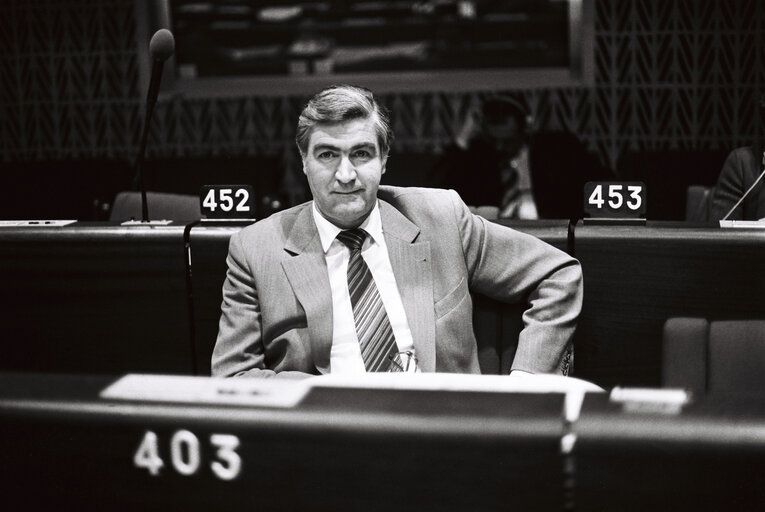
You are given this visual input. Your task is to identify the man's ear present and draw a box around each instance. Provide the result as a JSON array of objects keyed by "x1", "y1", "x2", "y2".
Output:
[{"x1": 381, "y1": 153, "x2": 388, "y2": 175}]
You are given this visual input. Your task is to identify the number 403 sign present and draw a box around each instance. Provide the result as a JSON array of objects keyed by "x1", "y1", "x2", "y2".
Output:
[
  {"x1": 583, "y1": 182, "x2": 647, "y2": 219},
  {"x1": 134, "y1": 430, "x2": 242, "y2": 481}
]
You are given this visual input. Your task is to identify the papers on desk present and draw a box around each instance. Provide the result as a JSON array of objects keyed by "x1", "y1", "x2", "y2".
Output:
[
  {"x1": 100, "y1": 374, "x2": 310, "y2": 408},
  {"x1": 719, "y1": 220, "x2": 765, "y2": 228},
  {"x1": 309, "y1": 372, "x2": 605, "y2": 422},
  {"x1": 120, "y1": 219, "x2": 174, "y2": 227},
  {"x1": 0, "y1": 220, "x2": 76, "y2": 227},
  {"x1": 99, "y1": 372, "x2": 606, "y2": 421},
  {"x1": 610, "y1": 387, "x2": 689, "y2": 415},
  {"x1": 309, "y1": 372, "x2": 603, "y2": 394}
]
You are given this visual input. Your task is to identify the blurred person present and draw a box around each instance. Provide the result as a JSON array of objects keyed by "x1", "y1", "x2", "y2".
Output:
[
  {"x1": 212, "y1": 84, "x2": 582, "y2": 378},
  {"x1": 432, "y1": 96, "x2": 610, "y2": 220},
  {"x1": 709, "y1": 93, "x2": 765, "y2": 221}
]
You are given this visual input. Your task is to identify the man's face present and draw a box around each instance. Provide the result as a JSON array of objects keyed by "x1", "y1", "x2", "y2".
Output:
[
  {"x1": 303, "y1": 117, "x2": 386, "y2": 229},
  {"x1": 484, "y1": 116, "x2": 524, "y2": 158}
]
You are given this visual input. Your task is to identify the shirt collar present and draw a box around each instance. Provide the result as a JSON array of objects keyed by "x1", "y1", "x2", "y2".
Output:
[{"x1": 312, "y1": 201, "x2": 383, "y2": 254}]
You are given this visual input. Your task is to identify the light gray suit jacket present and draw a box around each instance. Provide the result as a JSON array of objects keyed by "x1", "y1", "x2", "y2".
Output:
[{"x1": 212, "y1": 186, "x2": 583, "y2": 378}]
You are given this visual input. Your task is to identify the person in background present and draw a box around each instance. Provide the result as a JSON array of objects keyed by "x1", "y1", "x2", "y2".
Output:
[
  {"x1": 212, "y1": 84, "x2": 582, "y2": 378},
  {"x1": 432, "y1": 96, "x2": 611, "y2": 220},
  {"x1": 709, "y1": 93, "x2": 765, "y2": 221}
]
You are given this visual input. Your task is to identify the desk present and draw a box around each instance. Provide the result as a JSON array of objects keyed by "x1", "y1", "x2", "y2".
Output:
[
  {"x1": 0, "y1": 372, "x2": 567, "y2": 511},
  {"x1": 2, "y1": 372, "x2": 764, "y2": 511},
  {"x1": 572, "y1": 223, "x2": 765, "y2": 388},
  {"x1": 1, "y1": 221, "x2": 763, "y2": 387},
  {"x1": 574, "y1": 392, "x2": 765, "y2": 510},
  {"x1": 187, "y1": 224, "x2": 246, "y2": 375},
  {"x1": 0, "y1": 225, "x2": 193, "y2": 374}
]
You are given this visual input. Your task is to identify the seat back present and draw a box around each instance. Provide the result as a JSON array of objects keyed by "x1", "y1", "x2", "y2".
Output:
[
  {"x1": 109, "y1": 191, "x2": 201, "y2": 221},
  {"x1": 662, "y1": 317, "x2": 708, "y2": 395},
  {"x1": 709, "y1": 320, "x2": 765, "y2": 394},
  {"x1": 662, "y1": 317, "x2": 765, "y2": 396}
]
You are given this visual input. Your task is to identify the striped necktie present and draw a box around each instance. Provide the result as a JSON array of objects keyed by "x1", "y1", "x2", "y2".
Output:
[{"x1": 336, "y1": 228, "x2": 398, "y2": 372}]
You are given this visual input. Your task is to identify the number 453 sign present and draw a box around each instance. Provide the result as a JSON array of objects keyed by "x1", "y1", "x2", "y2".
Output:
[{"x1": 584, "y1": 182, "x2": 647, "y2": 219}]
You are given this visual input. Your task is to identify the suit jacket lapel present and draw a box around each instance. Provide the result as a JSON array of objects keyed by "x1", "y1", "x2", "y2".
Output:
[
  {"x1": 379, "y1": 200, "x2": 436, "y2": 372},
  {"x1": 281, "y1": 205, "x2": 333, "y2": 374}
]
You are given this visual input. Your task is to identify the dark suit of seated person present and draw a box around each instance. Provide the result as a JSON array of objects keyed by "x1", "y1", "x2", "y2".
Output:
[
  {"x1": 211, "y1": 85, "x2": 583, "y2": 378},
  {"x1": 431, "y1": 96, "x2": 611, "y2": 220},
  {"x1": 709, "y1": 144, "x2": 765, "y2": 221},
  {"x1": 710, "y1": 93, "x2": 765, "y2": 221}
]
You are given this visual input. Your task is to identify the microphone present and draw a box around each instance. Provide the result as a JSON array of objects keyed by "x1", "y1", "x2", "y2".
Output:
[
  {"x1": 721, "y1": 150, "x2": 765, "y2": 221},
  {"x1": 133, "y1": 28, "x2": 175, "y2": 222}
]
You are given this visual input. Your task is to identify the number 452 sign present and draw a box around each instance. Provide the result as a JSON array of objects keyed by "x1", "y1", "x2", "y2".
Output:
[
  {"x1": 584, "y1": 182, "x2": 647, "y2": 219},
  {"x1": 200, "y1": 185, "x2": 255, "y2": 219}
]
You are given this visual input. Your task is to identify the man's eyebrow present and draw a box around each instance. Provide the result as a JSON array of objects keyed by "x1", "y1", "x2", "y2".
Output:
[
  {"x1": 312, "y1": 143, "x2": 339, "y2": 153},
  {"x1": 348, "y1": 142, "x2": 377, "y2": 153},
  {"x1": 311, "y1": 142, "x2": 377, "y2": 153}
]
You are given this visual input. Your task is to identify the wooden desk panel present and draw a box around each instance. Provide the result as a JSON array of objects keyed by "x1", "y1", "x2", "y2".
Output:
[
  {"x1": 0, "y1": 372, "x2": 566, "y2": 511},
  {"x1": 3, "y1": 372, "x2": 765, "y2": 510},
  {"x1": 187, "y1": 224, "x2": 247, "y2": 375},
  {"x1": 574, "y1": 393, "x2": 765, "y2": 510},
  {"x1": 4, "y1": 220, "x2": 761, "y2": 387},
  {"x1": 573, "y1": 224, "x2": 765, "y2": 388},
  {"x1": 0, "y1": 225, "x2": 193, "y2": 374}
]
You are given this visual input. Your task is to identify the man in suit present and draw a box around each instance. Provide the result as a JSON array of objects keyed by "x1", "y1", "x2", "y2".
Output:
[{"x1": 212, "y1": 84, "x2": 583, "y2": 378}]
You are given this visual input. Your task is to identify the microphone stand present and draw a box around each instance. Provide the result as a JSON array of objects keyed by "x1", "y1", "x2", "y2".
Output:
[
  {"x1": 133, "y1": 59, "x2": 164, "y2": 222},
  {"x1": 131, "y1": 29, "x2": 174, "y2": 223}
]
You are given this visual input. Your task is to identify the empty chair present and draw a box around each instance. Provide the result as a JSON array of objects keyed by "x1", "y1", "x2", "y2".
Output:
[
  {"x1": 662, "y1": 317, "x2": 765, "y2": 397},
  {"x1": 109, "y1": 191, "x2": 202, "y2": 221}
]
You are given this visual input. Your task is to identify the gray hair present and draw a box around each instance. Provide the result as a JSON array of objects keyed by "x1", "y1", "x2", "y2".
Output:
[{"x1": 295, "y1": 84, "x2": 393, "y2": 158}]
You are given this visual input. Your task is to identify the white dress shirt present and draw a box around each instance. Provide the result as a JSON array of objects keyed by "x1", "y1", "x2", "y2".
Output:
[
  {"x1": 499, "y1": 145, "x2": 539, "y2": 220},
  {"x1": 312, "y1": 202, "x2": 415, "y2": 373}
]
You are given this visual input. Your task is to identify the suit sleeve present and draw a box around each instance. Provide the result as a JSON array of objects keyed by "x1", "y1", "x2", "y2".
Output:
[
  {"x1": 449, "y1": 189, "x2": 583, "y2": 374},
  {"x1": 212, "y1": 231, "x2": 312, "y2": 379}
]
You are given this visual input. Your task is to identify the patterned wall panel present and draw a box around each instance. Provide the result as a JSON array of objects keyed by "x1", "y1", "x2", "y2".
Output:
[
  {"x1": 0, "y1": 1, "x2": 140, "y2": 162},
  {"x1": 1, "y1": 0, "x2": 763, "y2": 201},
  {"x1": 592, "y1": 0, "x2": 764, "y2": 168}
]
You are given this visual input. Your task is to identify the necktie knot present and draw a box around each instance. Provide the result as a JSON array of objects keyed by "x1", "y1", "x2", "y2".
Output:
[{"x1": 337, "y1": 228, "x2": 367, "y2": 252}]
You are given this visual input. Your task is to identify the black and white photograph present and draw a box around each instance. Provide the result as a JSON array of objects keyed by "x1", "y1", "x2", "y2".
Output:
[{"x1": 1, "y1": 1, "x2": 764, "y2": 510}]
